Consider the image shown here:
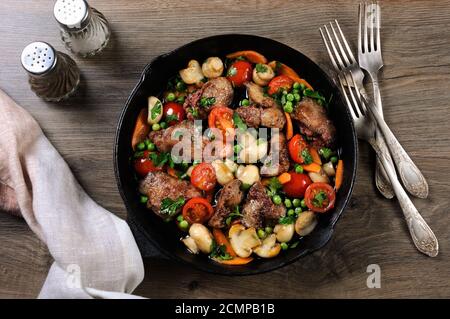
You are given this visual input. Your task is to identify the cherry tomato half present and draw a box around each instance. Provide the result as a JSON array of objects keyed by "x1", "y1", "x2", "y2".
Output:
[
  {"x1": 208, "y1": 106, "x2": 235, "y2": 139},
  {"x1": 163, "y1": 102, "x2": 185, "y2": 126},
  {"x1": 304, "y1": 182, "x2": 336, "y2": 213},
  {"x1": 190, "y1": 163, "x2": 217, "y2": 191},
  {"x1": 288, "y1": 134, "x2": 308, "y2": 164},
  {"x1": 182, "y1": 197, "x2": 214, "y2": 224},
  {"x1": 282, "y1": 172, "x2": 312, "y2": 198},
  {"x1": 267, "y1": 75, "x2": 294, "y2": 95},
  {"x1": 227, "y1": 60, "x2": 252, "y2": 87},
  {"x1": 133, "y1": 150, "x2": 163, "y2": 177}
]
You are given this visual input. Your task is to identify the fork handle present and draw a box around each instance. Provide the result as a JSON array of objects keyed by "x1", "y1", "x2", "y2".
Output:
[
  {"x1": 368, "y1": 139, "x2": 438, "y2": 257},
  {"x1": 367, "y1": 103, "x2": 429, "y2": 198}
]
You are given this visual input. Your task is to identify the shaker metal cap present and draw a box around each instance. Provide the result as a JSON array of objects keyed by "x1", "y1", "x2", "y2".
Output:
[
  {"x1": 21, "y1": 42, "x2": 56, "y2": 75},
  {"x1": 54, "y1": 0, "x2": 89, "y2": 29}
]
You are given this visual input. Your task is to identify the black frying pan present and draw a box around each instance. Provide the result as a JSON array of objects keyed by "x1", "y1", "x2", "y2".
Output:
[{"x1": 114, "y1": 34, "x2": 358, "y2": 275}]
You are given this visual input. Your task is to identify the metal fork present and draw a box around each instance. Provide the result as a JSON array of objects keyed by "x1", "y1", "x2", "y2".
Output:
[
  {"x1": 358, "y1": 3, "x2": 429, "y2": 199},
  {"x1": 358, "y1": 2, "x2": 395, "y2": 199},
  {"x1": 318, "y1": 20, "x2": 394, "y2": 199},
  {"x1": 320, "y1": 23, "x2": 438, "y2": 257}
]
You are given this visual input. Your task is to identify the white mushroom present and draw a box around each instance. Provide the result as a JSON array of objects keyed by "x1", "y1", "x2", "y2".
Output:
[
  {"x1": 179, "y1": 60, "x2": 204, "y2": 85},
  {"x1": 274, "y1": 224, "x2": 295, "y2": 243},
  {"x1": 322, "y1": 161, "x2": 336, "y2": 177},
  {"x1": 202, "y1": 57, "x2": 224, "y2": 79},
  {"x1": 189, "y1": 223, "x2": 213, "y2": 254},
  {"x1": 224, "y1": 158, "x2": 238, "y2": 173},
  {"x1": 236, "y1": 165, "x2": 260, "y2": 187},
  {"x1": 212, "y1": 160, "x2": 235, "y2": 186},
  {"x1": 147, "y1": 96, "x2": 163, "y2": 124},
  {"x1": 185, "y1": 165, "x2": 195, "y2": 177},
  {"x1": 309, "y1": 170, "x2": 330, "y2": 184},
  {"x1": 294, "y1": 211, "x2": 318, "y2": 236},
  {"x1": 252, "y1": 63, "x2": 275, "y2": 86},
  {"x1": 229, "y1": 224, "x2": 261, "y2": 258},
  {"x1": 237, "y1": 131, "x2": 268, "y2": 163},
  {"x1": 182, "y1": 236, "x2": 199, "y2": 254},
  {"x1": 253, "y1": 234, "x2": 281, "y2": 258}
]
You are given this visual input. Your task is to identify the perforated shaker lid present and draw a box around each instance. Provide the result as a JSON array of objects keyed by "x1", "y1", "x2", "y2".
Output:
[
  {"x1": 21, "y1": 42, "x2": 57, "y2": 75},
  {"x1": 54, "y1": 0, "x2": 89, "y2": 30}
]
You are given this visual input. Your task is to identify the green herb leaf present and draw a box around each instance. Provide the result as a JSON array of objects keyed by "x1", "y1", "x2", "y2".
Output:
[
  {"x1": 301, "y1": 149, "x2": 313, "y2": 165},
  {"x1": 227, "y1": 66, "x2": 237, "y2": 77},
  {"x1": 303, "y1": 89, "x2": 329, "y2": 107},
  {"x1": 233, "y1": 112, "x2": 248, "y2": 131},
  {"x1": 312, "y1": 191, "x2": 328, "y2": 208},
  {"x1": 225, "y1": 206, "x2": 243, "y2": 226},
  {"x1": 165, "y1": 114, "x2": 179, "y2": 123},
  {"x1": 160, "y1": 197, "x2": 185, "y2": 219},
  {"x1": 279, "y1": 215, "x2": 296, "y2": 225},
  {"x1": 150, "y1": 152, "x2": 175, "y2": 168},
  {"x1": 255, "y1": 63, "x2": 268, "y2": 73},
  {"x1": 210, "y1": 242, "x2": 233, "y2": 260},
  {"x1": 200, "y1": 97, "x2": 216, "y2": 108},
  {"x1": 290, "y1": 241, "x2": 300, "y2": 249},
  {"x1": 266, "y1": 177, "x2": 283, "y2": 197},
  {"x1": 319, "y1": 147, "x2": 334, "y2": 160},
  {"x1": 151, "y1": 101, "x2": 162, "y2": 121}
]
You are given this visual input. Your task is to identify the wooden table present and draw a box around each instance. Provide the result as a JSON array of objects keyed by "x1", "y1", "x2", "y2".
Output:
[{"x1": 1, "y1": 0, "x2": 449, "y2": 299}]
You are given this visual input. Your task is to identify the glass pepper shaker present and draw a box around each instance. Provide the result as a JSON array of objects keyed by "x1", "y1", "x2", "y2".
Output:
[
  {"x1": 21, "y1": 42, "x2": 80, "y2": 102},
  {"x1": 53, "y1": 0, "x2": 110, "y2": 57}
]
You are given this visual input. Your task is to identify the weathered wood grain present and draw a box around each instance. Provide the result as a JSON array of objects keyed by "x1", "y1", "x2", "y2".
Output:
[{"x1": 0, "y1": 0, "x2": 449, "y2": 298}]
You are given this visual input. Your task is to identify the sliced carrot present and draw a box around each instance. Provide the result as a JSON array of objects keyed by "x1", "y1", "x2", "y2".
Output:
[
  {"x1": 226, "y1": 50, "x2": 267, "y2": 64},
  {"x1": 335, "y1": 160, "x2": 344, "y2": 190},
  {"x1": 131, "y1": 108, "x2": 150, "y2": 150},
  {"x1": 212, "y1": 228, "x2": 237, "y2": 257},
  {"x1": 215, "y1": 257, "x2": 254, "y2": 265},
  {"x1": 278, "y1": 172, "x2": 291, "y2": 184},
  {"x1": 302, "y1": 162, "x2": 322, "y2": 173},
  {"x1": 268, "y1": 61, "x2": 314, "y2": 90},
  {"x1": 309, "y1": 148, "x2": 322, "y2": 165},
  {"x1": 285, "y1": 112, "x2": 293, "y2": 140}
]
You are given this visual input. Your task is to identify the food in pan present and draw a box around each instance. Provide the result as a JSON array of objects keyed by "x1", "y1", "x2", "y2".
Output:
[{"x1": 131, "y1": 50, "x2": 343, "y2": 265}]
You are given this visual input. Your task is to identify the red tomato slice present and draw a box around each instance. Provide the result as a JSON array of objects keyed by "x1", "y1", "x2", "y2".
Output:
[
  {"x1": 282, "y1": 172, "x2": 312, "y2": 198},
  {"x1": 208, "y1": 106, "x2": 235, "y2": 139},
  {"x1": 163, "y1": 102, "x2": 185, "y2": 126},
  {"x1": 227, "y1": 60, "x2": 252, "y2": 87},
  {"x1": 267, "y1": 75, "x2": 294, "y2": 95},
  {"x1": 304, "y1": 182, "x2": 336, "y2": 213},
  {"x1": 133, "y1": 150, "x2": 163, "y2": 177},
  {"x1": 182, "y1": 197, "x2": 214, "y2": 224},
  {"x1": 190, "y1": 163, "x2": 217, "y2": 191},
  {"x1": 288, "y1": 134, "x2": 308, "y2": 164}
]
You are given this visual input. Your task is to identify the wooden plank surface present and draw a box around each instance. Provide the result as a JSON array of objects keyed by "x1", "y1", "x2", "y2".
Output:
[{"x1": 1, "y1": 0, "x2": 449, "y2": 298}]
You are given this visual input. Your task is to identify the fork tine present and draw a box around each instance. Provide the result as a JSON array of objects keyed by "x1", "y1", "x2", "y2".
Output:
[
  {"x1": 330, "y1": 21, "x2": 351, "y2": 67},
  {"x1": 319, "y1": 27, "x2": 340, "y2": 71},
  {"x1": 358, "y1": 3, "x2": 363, "y2": 54},
  {"x1": 363, "y1": 2, "x2": 368, "y2": 53},
  {"x1": 369, "y1": 2, "x2": 374, "y2": 52},
  {"x1": 335, "y1": 19, "x2": 357, "y2": 64},
  {"x1": 323, "y1": 24, "x2": 346, "y2": 70},
  {"x1": 376, "y1": 1, "x2": 381, "y2": 51},
  {"x1": 338, "y1": 74, "x2": 359, "y2": 119},
  {"x1": 350, "y1": 71, "x2": 369, "y2": 115},
  {"x1": 345, "y1": 71, "x2": 365, "y2": 117}
]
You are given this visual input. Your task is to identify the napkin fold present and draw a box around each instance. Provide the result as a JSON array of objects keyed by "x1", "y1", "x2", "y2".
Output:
[{"x1": 0, "y1": 89, "x2": 144, "y2": 298}]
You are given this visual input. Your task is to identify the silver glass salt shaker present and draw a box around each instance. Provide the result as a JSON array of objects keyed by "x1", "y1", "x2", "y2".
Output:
[
  {"x1": 21, "y1": 42, "x2": 80, "y2": 102},
  {"x1": 54, "y1": 0, "x2": 110, "y2": 57}
]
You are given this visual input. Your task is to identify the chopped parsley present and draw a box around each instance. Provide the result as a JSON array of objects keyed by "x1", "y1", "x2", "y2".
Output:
[
  {"x1": 303, "y1": 89, "x2": 328, "y2": 106},
  {"x1": 199, "y1": 97, "x2": 216, "y2": 108},
  {"x1": 210, "y1": 241, "x2": 233, "y2": 260},
  {"x1": 160, "y1": 197, "x2": 185, "y2": 219},
  {"x1": 165, "y1": 114, "x2": 179, "y2": 123},
  {"x1": 279, "y1": 215, "x2": 296, "y2": 225},
  {"x1": 233, "y1": 112, "x2": 248, "y2": 131},
  {"x1": 319, "y1": 147, "x2": 334, "y2": 160},
  {"x1": 301, "y1": 149, "x2": 313, "y2": 165},
  {"x1": 150, "y1": 152, "x2": 175, "y2": 168},
  {"x1": 312, "y1": 191, "x2": 328, "y2": 208},
  {"x1": 290, "y1": 241, "x2": 300, "y2": 249},
  {"x1": 227, "y1": 66, "x2": 237, "y2": 77},
  {"x1": 150, "y1": 100, "x2": 162, "y2": 121},
  {"x1": 188, "y1": 107, "x2": 199, "y2": 118},
  {"x1": 255, "y1": 63, "x2": 268, "y2": 73},
  {"x1": 225, "y1": 206, "x2": 243, "y2": 226},
  {"x1": 266, "y1": 177, "x2": 283, "y2": 197}
]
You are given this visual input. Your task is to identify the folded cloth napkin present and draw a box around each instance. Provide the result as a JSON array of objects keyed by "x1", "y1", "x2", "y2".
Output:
[{"x1": 0, "y1": 89, "x2": 145, "y2": 298}]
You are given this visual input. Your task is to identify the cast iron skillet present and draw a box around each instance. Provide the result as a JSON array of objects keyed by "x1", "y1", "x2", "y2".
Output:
[{"x1": 114, "y1": 34, "x2": 357, "y2": 275}]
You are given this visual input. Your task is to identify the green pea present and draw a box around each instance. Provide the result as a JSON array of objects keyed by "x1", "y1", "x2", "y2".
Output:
[
  {"x1": 147, "y1": 142, "x2": 155, "y2": 151},
  {"x1": 294, "y1": 93, "x2": 301, "y2": 101},
  {"x1": 292, "y1": 198, "x2": 301, "y2": 207},
  {"x1": 282, "y1": 90, "x2": 288, "y2": 95},
  {"x1": 152, "y1": 123, "x2": 160, "y2": 131},
  {"x1": 167, "y1": 92, "x2": 176, "y2": 102},
  {"x1": 301, "y1": 199, "x2": 307, "y2": 208},
  {"x1": 136, "y1": 142, "x2": 146, "y2": 151},
  {"x1": 299, "y1": 83, "x2": 306, "y2": 90},
  {"x1": 286, "y1": 93, "x2": 294, "y2": 102},
  {"x1": 257, "y1": 229, "x2": 266, "y2": 239},
  {"x1": 176, "y1": 215, "x2": 184, "y2": 222},
  {"x1": 240, "y1": 99, "x2": 250, "y2": 106},
  {"x1": 283, "y1": 104, "x2": 293, "y2": 113},
  {"x1": 293, "y1": 82, "x2": 301, "y2": 90},
  {"x1": 273, "y1": 195, "x2": 282, "y2": 205},
  {"x1": 288, "y1": 209, "x2": 295, "y2": 216},
  {"x1": 178, "y1": 220, "x2": 189, "y2": 231},
  {"x1": 177, "y1": 96, "x2": 185, "y2": 104},
  {"x1": 284, "y1": 198, "x2": 292, "y2": 208},
  {"x1": 330, "y1": 156, "x2": 338, "y2": 164},
  {"x1": 265, "y1": 226, "x2": 273, "y2": 234},
  {"x1": 281, "y1": 242, "x2": 289, "y2": 250},
  {"x1": 139, "y1": 195, "x2": 148, "y2": 204},
  {"x1": 294, "y1": 164, "x2": 304, "y2": 174},
  {"x1": 160, "y1": 121, "x2": 168, "y2": 129},
  {"x1": 292, "y1": 89, "x2": 300, "y2": 95},
  {"x1": 295, "y1": 207, "x2": 302, "y2": 215}
]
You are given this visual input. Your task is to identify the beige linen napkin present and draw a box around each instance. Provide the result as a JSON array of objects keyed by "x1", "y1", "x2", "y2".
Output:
[{"x1": 0, "y1": 89, "x2": 145, "y2": 298}]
